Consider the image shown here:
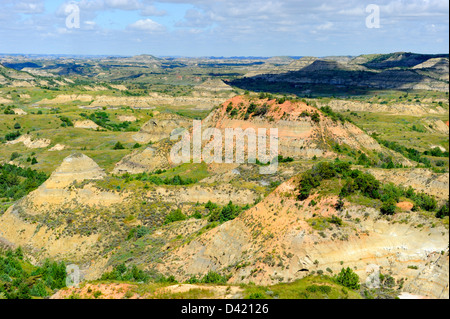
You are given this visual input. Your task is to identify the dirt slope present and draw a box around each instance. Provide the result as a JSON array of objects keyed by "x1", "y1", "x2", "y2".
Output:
[{"x1": 157, "y1": 175, "x2": 448, "y2": 298}]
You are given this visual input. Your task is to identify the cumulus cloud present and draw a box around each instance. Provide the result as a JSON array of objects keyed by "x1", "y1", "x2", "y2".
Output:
[
  {"x1": 128, "y1": 18, "x2": 166, "y2": 32},
  {"x1": 0, "y1": 0, "x2": 448, "y2": 56}
]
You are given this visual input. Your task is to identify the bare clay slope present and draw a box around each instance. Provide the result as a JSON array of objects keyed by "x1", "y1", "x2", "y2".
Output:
[
  {"x1": 157, "y1": 175, "x2": 449, "y2": 299},
  {"x1": 203, "y1": 96, "x2": 412, "y2": 165}
]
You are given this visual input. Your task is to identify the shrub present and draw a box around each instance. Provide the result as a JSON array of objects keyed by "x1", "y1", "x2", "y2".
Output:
[
  {"x1": 436, "y1": 201, "x2": 449, "y2": 219},
  {"x1": 380, "y1": 199, "x2": 397, "y2": 215},
  {"x1": 100, "y1": 263, "x2": 149, "y2": 283},
  {"x1": 0, "y1": 163, "x2": 48, "y2": 200},
  {"x1": 113, "y1": 142, "x2": 125, "y2": 150},
  {"x1": 30, "y1": 281, "x2": 48, "y2": 297},
  {"x1": 5, "y1": 131, "x2": 21, "y2": 141},
  {"x1": 335, "y1": 197, "x2": 345, "y2": 211},
  {"x1": 186, "y1": 276, "x2": 200, "y2": 284},
  {"x1": 328, "y1": 215, "x2": 343, "y2": 226},
  {"x1": 247, "y1": 292, "x2": 266, "y2": 299},
  {"x1": 201, "y1": 271, "x2": 229, "y2": 284},
  {"x1": 335, "y1": 267, "x2": 360, "y2": 290},
  {"x1": 219, "y1": 201, "x2": 241, "y2": 223},
  {"x1": 3, "y1": 106, "x2": 15, "y2": 115},
  {"x1": 164, "y1": 209, "x2": 187, "y2": 224},
  {"x1": 306, "y1": 285, "x2": 331, "y2": 294},
  {"x1": 59, "y1": 116, "x2": 73, "y2": 127},
  {"x1": 192, "y1": 211, "x2": 202, "y2": 219},
  {"x1": 310, "y1": 112, "x2": 320, "y2": 123},
  {"x1": 127, "y1": 226, "x2": 150, "y2": 239},
  {"x1": 414, "y1": 193, "x2": 437, "y2": 212},
  {"x1": 10, "y1": 152, "x2": 20, "y2": 161}
]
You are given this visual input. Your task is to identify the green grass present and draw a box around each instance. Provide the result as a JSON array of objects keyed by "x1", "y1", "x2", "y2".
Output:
[
  {"x1": 343, "y1": 111, "x2": 449, "y2": 154},
  {"x1": 243, "y1": 275, "x2": 362, "y2": 299},
  {"x1": 157, "y1": 162, "x2": 210, "y2": 182},
  {"x1": 156, "y1": 288, "x2": 216, "y2": 299}
]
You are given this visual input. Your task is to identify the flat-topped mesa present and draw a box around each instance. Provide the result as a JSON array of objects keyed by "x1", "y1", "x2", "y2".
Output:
[{"x1": 43, "y1": 153, "x2": 106, "y2": 189}]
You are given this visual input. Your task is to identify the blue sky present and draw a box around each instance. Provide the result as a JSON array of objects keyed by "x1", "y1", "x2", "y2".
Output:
[{"x1": 0, "y1": 0, "x2": 448, "y2": 57}]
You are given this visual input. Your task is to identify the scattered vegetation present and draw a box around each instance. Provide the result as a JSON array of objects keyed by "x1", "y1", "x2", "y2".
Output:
[
  {"x1": 298, "y1": 161, "x2": 440, "y2": 215},
  {"x1": 0, "y1": 247, "x2": 66, "y2": 299},
  {"x1": 100, "y1": 263, "x2": 150, "y2": 283},
  {"x1": 80, "y1": 112, "x2": 138, "y2": 131},
  {"x1": 0, "y1": 164, "x2": 48, "y2": 200},
  {"x1": 206, "y1": 200, "x2": 250, "y2": 223}
]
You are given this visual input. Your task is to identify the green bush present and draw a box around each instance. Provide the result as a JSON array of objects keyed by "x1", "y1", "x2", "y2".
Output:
[
  {"x1": 247, "y1": 292, "x2": 266, "y2": 299},
  {"x1": 100, "y1": 263, "x2": 149, "y2": 283},
  {"x1": 306, "y1": 284, "x2": 331, "y2": 294},
  {"x1": 30, "y1": 281, "x2": 47, "y2": 297},
  {"x1": 0, "y1": 164, "x2": 48, "y2": 200},
  {"x1": 113, "y1": 142, "x2": 125, "y2": 150},
  {"x1": 328, "y1": 215, "x2": 343, "y2": 226},
  {"x1": 127, "y1": 226, "x2": 150, "y2": 240},
  {"x1": 0, "y1": 249, "x2": 67, "y2": 299},
  {"x1": 436, "y1": 201, "x2": 449, "y2": 219},
  {"x1": 5, "y1": 131, "x2": 21, "y2": 141},
  {"x1": 9, "y1": 152, "x2": 20, "y2": 161},
  {"x1": 219, "y1": 201, "x2": 240, "y2": 223},
  {"x1": 164, "y1": 209, "x2": 187, "y2": 224},
  {"x1": 335, "y1": 267, "x2": 360, "y2": 290},
  {"x1": 59, "y1": 116, "x2": 73, "y2": 127},
  {"x1": 380, "y1": 200, "x2": 397, "y2": 215},
  {"x1": 201, "y1": 271, "x2": 229, "y2": 284}
]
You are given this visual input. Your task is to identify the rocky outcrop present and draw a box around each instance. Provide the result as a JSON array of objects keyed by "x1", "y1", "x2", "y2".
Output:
[
  {"x1": 74, "y1": 120, "x2": 100, "y2": 130},
  {"x1": 132, "y1": 113, "x2": 191, "y2": 144},
  {"x1": 5, "y1": 134, "x2": 51, "y2": 149},
  {"x1": 112, "y1": 145, "x2": 171, "y2": 175},
  {"x1": 403, "y1": 250, "x2": 449, "y2": 299}
]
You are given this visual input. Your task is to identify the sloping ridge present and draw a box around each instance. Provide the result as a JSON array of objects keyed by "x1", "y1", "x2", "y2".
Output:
[
  {"x1": 157, "y1": 175, "x2": 449, "y2": 298},
  {"x1": 203, "y1": 95, "x2": 412, "y2": 165},
  {"x1": 0, "y1": 153, "x2": 122, "y2": 278}
]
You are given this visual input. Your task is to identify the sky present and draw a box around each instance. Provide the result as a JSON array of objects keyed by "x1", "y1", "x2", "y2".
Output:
[{"x1": 0, "y1": 0, "x2": 448, "y2": 57}]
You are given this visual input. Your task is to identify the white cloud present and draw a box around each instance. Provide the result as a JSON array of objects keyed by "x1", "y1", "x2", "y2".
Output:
[
  {"x1": 128, "y1": 18, "x2": 166, "y2": 32},
  {"x1": 140, "y1": 5, "x2": 167, "y2": 16},
  {"x1": 317, "y1": 22, "x2": 333, "y2": 31},
  {"x1": 105, "y1": 0, "x2": 141, "y2": 10},
  {"x1": 0, "y1": 0, "x2": 448, "y2": 56},
  {"x1": 14, "y1": 0, "x2": 45, "y2": 14}
]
